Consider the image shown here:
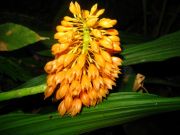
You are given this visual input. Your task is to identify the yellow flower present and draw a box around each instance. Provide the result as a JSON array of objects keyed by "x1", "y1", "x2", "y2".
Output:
[{"x1": 44, "y1": 1, "x2": 122, "y2": 116}]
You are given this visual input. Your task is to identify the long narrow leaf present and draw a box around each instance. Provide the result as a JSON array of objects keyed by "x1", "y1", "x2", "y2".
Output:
[
  {"x1": 0, "y1": 92, "x2": 180, "y2": 135},
  {"x1": 123, "y1": 31, "x2": 180, "y2": 65}
]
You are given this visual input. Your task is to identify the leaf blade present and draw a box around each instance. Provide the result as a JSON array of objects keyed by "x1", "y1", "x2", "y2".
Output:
[
  {"x1": 0, "y1": 92, "x2": 180, "y2": 135},
  {"x1": 123, "y1": 31, "x2": 180, "y2": 65},
  {"x1": 0, "y1": 23, "x2": 48, "y2": 51}
]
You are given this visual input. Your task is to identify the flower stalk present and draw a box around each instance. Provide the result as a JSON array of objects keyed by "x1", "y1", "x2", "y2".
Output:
[
  {"x1": 82, "y1": 24, "x2": 90, "y2": 54},
  {"x1": 0, "y1": 84, "x2": 45, "y2": 102}
]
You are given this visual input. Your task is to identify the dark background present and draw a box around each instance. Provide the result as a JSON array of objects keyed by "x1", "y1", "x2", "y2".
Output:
[
  {"x1": 0, "y1": 0, "x2": 179, "y2": 36},
  {"x1": 0, "y1": 0, "x2": 180, "y2": 135}
]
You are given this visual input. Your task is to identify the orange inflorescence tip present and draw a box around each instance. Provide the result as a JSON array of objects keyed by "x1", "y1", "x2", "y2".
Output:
[{"x1": 44, "y1": 1, "x2": 122, "y2": 116}]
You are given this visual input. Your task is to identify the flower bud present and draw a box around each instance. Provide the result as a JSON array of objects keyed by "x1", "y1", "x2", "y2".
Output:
[
  {"x1": 101, "y1": 50, "x2": 112, "y2": 63},
  {"x1": 95, "y1": 9, "x2": 105, "y2": 17},
  {"x1": 64, "y1": 53, "x2": 76, "y2": 67},
  {"x1": 100, "y1": 37, "x2": 113, "y2": 49},
  {"x1": 76, "y1": 54, "x2": 86, "y2": 68},
  {"x1": 93, "y1": 76, "x2": 103, "y2": 90},
  {"x1": 90, "y1": 3, "x2": 97, "y2": 15},
  {"x1": 90, "y1": 40, "x2": 100, "y2": 53},
  {"x1": 94, "y1": 53, "x2": 105, "y2": 67},
  {"x1": 69, "y1": 2, "x2": 77, "y2": 15},
  {"x1": 64, "y1": 94, "x2": 73, "y2": 110},
  {"x1": 91, "y1": 29, "x2": 102, "y2": 38},
  {"x1": 112, "y1": 42, "x2": 121, "y2": 51},
  {"x1": 112, "y1": 57, "x2": 122, "y2": 66},
  {"x1": 106, "y1": 29, "x2": 119, "y2": 36},
  {"x1": 80, "y1": 92, "x2": 90, "y2": 106},
  {"x1": 103, "y1": 77, "x2": 115, "y2": 90},
  {"x1": 56, "y1": 84, "x2": 69, "y2": 100},
  {"x1": 88, "y1": 64, "x2": 99, "y2": 79},
  {"x1": 86, "y1": 17, "x2": 98, "y2": 27},
  {"x1": 69, "y1": 98, "x2": 82, "y2": 116},
  {"x1": 58, "y1": 100, "x2": 66, "y2": 116},
  {"x1": 108, "y1": 36, "x2": 120, "y2": 42},
  {"x1": 44, "y1": 87, "x2": 54, "y2": 99},
  {"x1": 98, "y1": 18, "x2": 117, "y2": 28},
  {"x1": 81, "y1": 74, "x2": 92, "y2": 90},
  {"x1": 82, "y1": 10, "x2": 89, "y2": 18},
  {"x1": 44, "y1": 61, "x2": 55, "y2": 73}
]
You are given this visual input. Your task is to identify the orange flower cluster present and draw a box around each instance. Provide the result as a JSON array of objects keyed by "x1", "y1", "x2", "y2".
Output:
[{"x1": 44, "y1": 1, "x2": 122, "y2": 116}]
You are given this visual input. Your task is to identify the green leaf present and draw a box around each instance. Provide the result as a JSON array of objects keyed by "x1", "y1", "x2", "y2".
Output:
[
  {"x1": 122, "y1": 31, "x2": 180, "y2": 65},
  {"x1": 120, "y1": 31, "x2": 149, "y2": 44},
  {"x1": 0, "y1": 56, "x2": 32, "y2": 81},
  {"x1": 0, "y1": 23, "x2": 48, "y2": 51},
  {"x1": 37, "y1": 49, "x2": 52, "y2": 57},
  {"x1": 145, "y1": 77, "x2": 180, "y2": 88},
  {"x1": 17, "y1": 74, "x2": 46, "y2": 89},
  {"x1": 0, "y1": 92, "x2": 180, "y2": 135},
  {"x1": 37, "y1": 30, "x2": 55, "y2": 47}
]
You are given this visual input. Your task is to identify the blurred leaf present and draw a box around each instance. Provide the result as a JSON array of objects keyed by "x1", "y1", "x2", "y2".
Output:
[
  {"x1": 0, "y1": 92, "x2": 180, "y2": 135},
  {"x1": 123, "y1": 31, "x2": 180, "y2": 65},
  {"x1": 38, "y1": 30, "x2": 55, "y2": 47},
  {"x1": 120, "y1": 31, "x2": 149, "y2": 44},
  {"x1": 0, "y1": 23, "x2": 48, "y2": 51},
  {"x1": 121, "y1": 74, "x2": 136, "y2": 92},
  {"x1": 145, "y1": 77, "x2": 180, "y2": 88},
  {"x1": 0, "y1": 12, "x2": 49, "y2": 29},
  {"x1": 0, "y1": 56, "x2": 32, "y2": 81},
  {"x1": 17, "y1": 74, "x2": 46, "y2": 89},
  {"x1": 37, "y1": 49, "x2": 52, "y2": 57},
  {"x1": 117, "y1": 66, "x2": 136, "y2": 92}
]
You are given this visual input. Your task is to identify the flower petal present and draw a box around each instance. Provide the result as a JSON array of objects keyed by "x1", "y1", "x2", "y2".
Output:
[
  {"x1": 90, "y1": 3, "x2": 98, "y2": 15},
  {"x1": 69, "y1": 2, "x2": 77, "y2": 15},
  {"x1": 98, "y1": 18, "x2": 117, "y2": 28}
]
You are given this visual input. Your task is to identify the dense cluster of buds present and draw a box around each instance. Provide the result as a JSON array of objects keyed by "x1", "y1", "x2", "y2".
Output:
[{"x1": 44, "y1": 1, "x2": 122, "y2": 116}]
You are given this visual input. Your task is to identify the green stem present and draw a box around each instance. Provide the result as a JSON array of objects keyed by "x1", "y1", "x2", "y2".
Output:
[
  {"x1": 82, "y1": 23, "x2": 90, "y2": 54},
  {"x1": 0, "y1": 84, "x2": 45, "y2": 101}
]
